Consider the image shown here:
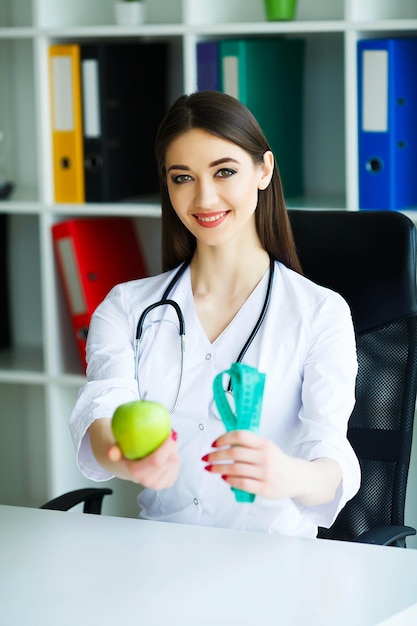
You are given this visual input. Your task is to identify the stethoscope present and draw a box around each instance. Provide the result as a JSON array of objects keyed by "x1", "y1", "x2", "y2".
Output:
[{"x1": 135, "y1": 254, "x2": 275, "y2": 416}]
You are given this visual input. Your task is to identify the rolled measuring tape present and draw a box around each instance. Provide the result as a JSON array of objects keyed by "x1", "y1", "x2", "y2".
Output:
[{"x1": 212, "y1": 362, "x2": 266, "y2": 503}]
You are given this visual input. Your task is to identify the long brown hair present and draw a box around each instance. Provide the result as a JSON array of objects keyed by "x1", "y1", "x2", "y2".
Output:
[{"x1": 155, "y1": 91, "x2": 302, "y2": 274}]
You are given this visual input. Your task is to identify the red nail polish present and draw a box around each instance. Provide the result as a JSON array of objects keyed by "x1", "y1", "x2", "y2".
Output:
[
  {"x1": 204, "y1": 465, "x2": 213, "y2": 472},
  {"x1": 171, "y1": 430, "x2": 178, "y2": 442},
  {"x1": 201, "y1": 454, "x2": 209, "y2": 462},
  {"x1": 211, "y1": 441, "x2": 218, "y2": 448},
  {"x1": 221, "y1": 475, "x2": 228, "y2": 481}
]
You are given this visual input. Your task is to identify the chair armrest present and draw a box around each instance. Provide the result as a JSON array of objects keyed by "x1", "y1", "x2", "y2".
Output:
[
  {"x1": 40, "y1": 488, "x2": 113, "y2": 514},
  {"x1": 354, "y1": 525, "x2": 416, "y2": 547}
]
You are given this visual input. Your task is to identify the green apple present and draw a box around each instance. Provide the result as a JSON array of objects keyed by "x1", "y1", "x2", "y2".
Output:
[{"x1": 111, "y1": 400, "x2": 171, "y2": 460}]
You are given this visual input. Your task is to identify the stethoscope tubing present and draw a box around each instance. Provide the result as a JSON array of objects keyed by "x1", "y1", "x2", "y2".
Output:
[
  {"x1": 134, "y1": 254, "x2": 275, "y2": 410},
  {"x1": 134, "y1": 263, "x2": 189, "y2": 413},
  {"x1": 231, "y1": 254, "x2": 275, "y2": 377}
]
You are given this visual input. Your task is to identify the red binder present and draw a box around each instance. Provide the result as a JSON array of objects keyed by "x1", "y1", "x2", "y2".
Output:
[{"x1": 52, "y1": 217, "x2": 148, "y2": 371}]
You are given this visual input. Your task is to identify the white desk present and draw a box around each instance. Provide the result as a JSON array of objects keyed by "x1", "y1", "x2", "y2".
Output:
[{"x1": 1, "y1": 505, "x2": 417, "y2": 626}]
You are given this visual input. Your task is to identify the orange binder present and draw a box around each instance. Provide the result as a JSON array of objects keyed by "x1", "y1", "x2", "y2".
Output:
[
  {"x1": 52, "y1": 217, "x2": 148, "y2": 371},
  {"x1": 49, "y1": 44, "x2": 85, "y2": 203}
]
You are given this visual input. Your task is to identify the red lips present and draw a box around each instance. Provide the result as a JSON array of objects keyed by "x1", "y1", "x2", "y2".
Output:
[{"x1": 193, "y1": 211, "x2": 230, "y2": 228}]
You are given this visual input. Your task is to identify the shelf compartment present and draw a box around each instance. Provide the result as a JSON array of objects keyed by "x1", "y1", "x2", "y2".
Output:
[
  {"x1": 193, "y1": 32, "x2": 346, "y2": 206},
  {"x1": 40, "y1": 36, "x2": 183, "y2": 206},
  {"x1": 35, "y1": 0, "x2": 182, "y2": 29},
  {"x1": 48, "y1": 213, "x2": 162, "y2": 377},
  {"x1": 0, "y1": 185, "x2": 40, "y2": 208},
  {"x1": 0, "y1": 346, "x2": 44, "y2": 379},
  {"x1": 349, "y1": 0, "x2": 417, "y2": 22},
  {"x1": 0, "y1": 0, "x2": 32, "y2": 27},
  {"x1": 0, "y1": 213, "x2": 44, "y2": 374},
  {"x1": 302, "y1": 32, "x2": 345, "y2": 203},
  {"x1": 186, "y1": 0, "x2": 344, "y2": 25},
  {"x1": 0, "y1": 39, "x2": 38, "y2": 198},
  {"x1": 0, "y1": 382, "x2": 47, "y2": 507}
]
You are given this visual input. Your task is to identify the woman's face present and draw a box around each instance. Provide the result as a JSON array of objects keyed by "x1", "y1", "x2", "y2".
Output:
[{"x1": 165, "y1": 128, "x2": 273, "y2": 249}]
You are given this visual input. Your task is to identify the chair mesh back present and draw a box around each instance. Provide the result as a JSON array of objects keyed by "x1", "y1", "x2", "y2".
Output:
[
  {"x1": 319, "y1": 316, "x2": 417, "y2": 541},
  {"x1": 287, "y1": 210, "x2": 417, "y2": 543}
]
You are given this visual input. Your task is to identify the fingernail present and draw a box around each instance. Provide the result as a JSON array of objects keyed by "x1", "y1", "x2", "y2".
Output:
[
  {"x1": 204, "y1": 465, "x2": 213, "y2": 472},
  {"x1": 211, "y1": 441, "x2": 218, "y2": 448},
  {"x1": 171, "y1": 430, "x2": 178, "y2": 442},
  {"x1": 201, "y1": 454, "x2": 209, "y2": 462},
  {"x1": 221, "y1": 475, "x2": 228, "y2": 481}
]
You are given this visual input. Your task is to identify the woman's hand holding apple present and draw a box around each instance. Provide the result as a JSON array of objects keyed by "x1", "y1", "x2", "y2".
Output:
[
  {"x1": 107, "y1": 431, "x2": 180, "y2": 489},
  {"x1": 108, "y1": 399, "x2": 180, "y2": 489}
]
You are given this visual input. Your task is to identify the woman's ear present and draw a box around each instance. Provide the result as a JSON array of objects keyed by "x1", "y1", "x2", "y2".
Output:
[{"x1": 258, "y1": 151, "x2": 274, "y2": 190}]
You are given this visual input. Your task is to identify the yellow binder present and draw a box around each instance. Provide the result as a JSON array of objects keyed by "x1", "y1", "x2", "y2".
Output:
[{"x1": 49, "y1": 44, "x2": 85, "y2": 203}]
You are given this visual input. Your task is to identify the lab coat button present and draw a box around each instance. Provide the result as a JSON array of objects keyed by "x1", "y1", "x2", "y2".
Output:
[
  {"x1": 205, "y1": 353, "x2": 211, "y2": 360},
  {"x1": 193, "y1": 498, "x2": 199, "y2": 506},
  {"x1": 199, "y1": 423, "x2": 204, "y2": 431}
]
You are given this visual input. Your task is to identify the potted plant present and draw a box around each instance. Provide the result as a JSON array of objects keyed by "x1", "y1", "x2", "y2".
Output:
[
  {"x1": 114, "y1": 0, "x2": 146, "y2": 26},
  {"x1": 264, "y1": 0, "x2": 297, "y2": 21}
]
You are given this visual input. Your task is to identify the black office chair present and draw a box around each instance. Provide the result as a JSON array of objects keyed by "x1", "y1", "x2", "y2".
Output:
[
  {"x1": 288, "y1": 210, "x2": 417, "y2": 547},
  {"x1": 40, "y1": 488, "x2": 113, "y2": 515}
]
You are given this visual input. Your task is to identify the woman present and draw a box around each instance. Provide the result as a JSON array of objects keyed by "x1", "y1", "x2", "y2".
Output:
[{"x1": 70, "y1": 91, "x2": 360, "y2": 537}]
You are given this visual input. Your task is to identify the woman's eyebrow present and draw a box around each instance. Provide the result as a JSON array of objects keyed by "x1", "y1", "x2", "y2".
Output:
[
  {"x1": 167, "y1": 157, "x2": 240, "y2": 173},
  {"x1": 209, "y1": 157, "x2": 240, "y2": 167},
  {"x1": 167, "y1": 164, "x2": 190, "y2": 172}
]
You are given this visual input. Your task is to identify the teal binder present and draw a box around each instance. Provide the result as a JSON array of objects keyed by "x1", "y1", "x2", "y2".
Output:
[{"x1": 219, "y1": 38, "x2": 305, "y2": 198}]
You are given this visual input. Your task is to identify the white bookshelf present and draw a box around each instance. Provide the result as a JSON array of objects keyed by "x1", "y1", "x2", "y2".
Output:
[{"x1": 1, "y1": 0, "x2": 417, "y2": 535}]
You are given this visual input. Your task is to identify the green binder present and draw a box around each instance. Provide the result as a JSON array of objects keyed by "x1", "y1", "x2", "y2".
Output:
[{"x1": 219, "y1": 37, "x2": 305, "y2": 198}]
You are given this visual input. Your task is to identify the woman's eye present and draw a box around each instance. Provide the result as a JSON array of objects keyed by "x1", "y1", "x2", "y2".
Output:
[
  {"x1": 216, "y1": 168, "x2": 236, "y2": 178},
  {"x1": 172, "y1": 174, "x2": 192, "y2": 184}
]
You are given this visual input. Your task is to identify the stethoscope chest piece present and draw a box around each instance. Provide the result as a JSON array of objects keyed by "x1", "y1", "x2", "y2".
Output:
[{"x1": 210, "y1": 390, "x2": 235, "y2": 422}]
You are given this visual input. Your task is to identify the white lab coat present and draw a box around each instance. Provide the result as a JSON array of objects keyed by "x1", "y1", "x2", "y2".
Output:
[{"x1": 70, "y1": 261, "x2": 361, "y2": 537}]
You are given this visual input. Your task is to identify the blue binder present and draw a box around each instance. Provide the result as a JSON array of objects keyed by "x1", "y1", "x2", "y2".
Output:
[
  {"x1": 196, "y1": 41, "x2": 220, "y2": 91},
  {"x1": 358, "y1": 38, "x2": 417, "y2": 211}
]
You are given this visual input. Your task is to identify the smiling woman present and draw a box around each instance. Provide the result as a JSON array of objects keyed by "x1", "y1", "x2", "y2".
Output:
[
  {"x1": 69, "y1": 90, "x2": 361, "y2": 539},
  {"x1": 155, "y1": 92, "x2": 298, "y2": 274},
  {"x1": 164, "y1": 127, "x2": 273, "y2": 246}
]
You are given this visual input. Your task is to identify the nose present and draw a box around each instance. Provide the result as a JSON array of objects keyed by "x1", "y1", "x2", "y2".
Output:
[{"x1": 195, "y1": 178, "x2": 218, "y2": 209}]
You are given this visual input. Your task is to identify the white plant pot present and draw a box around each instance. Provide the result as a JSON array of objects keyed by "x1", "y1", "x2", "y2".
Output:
[{"x1": 114, "y1": 2, "x2": 146, "y2": 25}]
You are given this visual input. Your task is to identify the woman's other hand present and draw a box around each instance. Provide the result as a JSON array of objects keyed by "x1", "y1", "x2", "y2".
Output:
[{"x1": 202, "y1": 430, "x2": 341, "y2": 506}]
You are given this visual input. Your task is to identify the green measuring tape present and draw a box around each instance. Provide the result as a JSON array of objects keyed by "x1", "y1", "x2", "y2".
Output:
[{"x1": 212, "y1": 363, "x2": 266, "y2": 503}]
